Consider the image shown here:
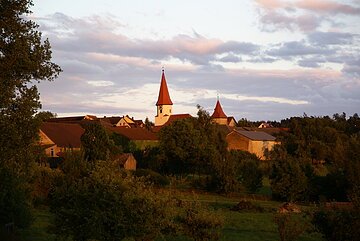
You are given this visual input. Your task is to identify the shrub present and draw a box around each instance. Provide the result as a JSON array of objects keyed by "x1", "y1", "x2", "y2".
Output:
[
  {"x1": 237, "y1": 159, "x2": 263, "y2": 193},
  {"x1": 274, "y1": 213, "x2": 308, "y2": 241},
  {"x1": 50, "y1": 164, "x2": 173, "y2": 241},
  {"x1": 133, "y1": 168, "x2": 170, "y2": 187},
  {"x1": 312, "y1": 209, "x2": 360, "y2": 241},
  {"x1": 177, "y1": 201, "x2": 224, "y2": 241},
  {"x1": 0, "y1": 166, "x2": 32, "y2": 229}
]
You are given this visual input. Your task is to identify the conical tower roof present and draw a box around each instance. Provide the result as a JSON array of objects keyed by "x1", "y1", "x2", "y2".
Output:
[
  {"x1": 156, "y1": 70, "x2": 173, "y2": 106},
  {"x1": 211, "y1": 100, "x2": 227, "y2": 118}
]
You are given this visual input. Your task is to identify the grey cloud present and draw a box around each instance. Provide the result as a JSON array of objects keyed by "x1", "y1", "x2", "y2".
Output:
[
  {"x1": 39, "y1": 13, "x2": 260, "y2": 66},
  {"x1": 267, "y1": 41, "x2": 336, "y2": 57},
  {"x1": 308, "y1": 31, "x2": 355, "y2": 45},
  {"x1": 255, "y1": 0, "x2": 360, "y2": 33},
  {"x1": 217, "y1": 53, "x2": 242, "y2": 63}
]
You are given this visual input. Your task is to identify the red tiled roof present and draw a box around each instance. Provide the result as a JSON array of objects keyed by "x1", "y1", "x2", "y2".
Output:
[
  {"x1": 109, "y1": 127, "x2": 158, "y2": 141},
  {"x1": 47, "y1": 115, "x2": 98, "y2": 123},
  {"x1": 156, "y1": 70, "x2": 173, "y2": 106},
  {"x1": 211, "y1": 100, "x2": 227, "y2": 118},
  {"x1": 40, "y1": 122, "x2": 85, "y2": 148}
]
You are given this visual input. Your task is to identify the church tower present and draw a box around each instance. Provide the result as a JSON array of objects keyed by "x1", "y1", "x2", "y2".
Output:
[
  {"x1": 211, "y1": 98, "x2": 228, "y2": 125},
  {"x1": 155, "y1": 69, "x2": 173, "y2": 126}
]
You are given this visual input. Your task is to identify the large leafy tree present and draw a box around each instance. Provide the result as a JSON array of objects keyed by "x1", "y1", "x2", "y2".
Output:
[
  {"x1": 81, "y1": 122, "x2": 111, "y2": 162},
  {"x1": 0, "y1": 0, "x2": 61, "y2": 167},
  {"x1": 0, "y1": 0, "x2": 61, "y2": 229}
]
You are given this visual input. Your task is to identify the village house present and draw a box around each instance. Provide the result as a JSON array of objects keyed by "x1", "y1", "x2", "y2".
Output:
[
  {"x1": 39, "y1": 122, "x2": 85, "y2": 157},
  {"x1": 226, "y1": 129, "x2": 278, "y2": 160}
]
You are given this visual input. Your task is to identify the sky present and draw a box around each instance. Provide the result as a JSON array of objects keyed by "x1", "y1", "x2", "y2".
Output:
[{"x1": 30, "y1": 0, "x2": 360, "y2": 121}]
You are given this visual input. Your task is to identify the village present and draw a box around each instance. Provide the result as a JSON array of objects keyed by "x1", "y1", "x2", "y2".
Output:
[{"x1": 39, "y1": 69, "x2": 284, "y2": 170}]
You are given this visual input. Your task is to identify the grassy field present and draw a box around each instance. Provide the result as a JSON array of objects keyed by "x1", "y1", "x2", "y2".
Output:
[{"x1": 17, "y1": 191, "x2": 324, "y2": 241}]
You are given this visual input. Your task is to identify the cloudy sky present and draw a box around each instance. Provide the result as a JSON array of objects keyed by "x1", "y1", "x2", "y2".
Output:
[{"x1": 31, "y1": 0, "x2": 360, "y2": 121}]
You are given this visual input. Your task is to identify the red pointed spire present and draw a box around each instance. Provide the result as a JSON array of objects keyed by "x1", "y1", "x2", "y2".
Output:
[
  {"x1": 211, "y1": 99, "x2": 227, "y2": 118},
  {"x1": 156, "y1": 69, "x2": 173, "y2": 106}
]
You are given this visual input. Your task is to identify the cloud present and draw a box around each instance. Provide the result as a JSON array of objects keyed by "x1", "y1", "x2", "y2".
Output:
[
  {"x1": 39, "y1": 13, "x2": 260, "y2": 66},
  {"x1": 308, "y1": 31, "x2": 355, "y2": 45},
  {"x1": 266, "y1": 40, "x2": 336, "y2": 57},
  {"x1": 33, "y1": 12, "x2": 360, "y2": 122},
  {"x1": 254, "y1": 0, "x2": 360, "y2": 32}
]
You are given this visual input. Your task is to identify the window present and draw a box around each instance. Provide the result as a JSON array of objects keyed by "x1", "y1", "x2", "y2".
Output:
[
  {"x1": 159, "y1": 106, "x2": 163, "y2": 114},
  {"x1": 50, "y1": 148, "x2": 54, "y2": 157}
]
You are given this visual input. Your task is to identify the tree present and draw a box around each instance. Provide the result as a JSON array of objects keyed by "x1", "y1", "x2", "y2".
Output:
[
  {"x1": 81, "y1": 122, "x2": 110, "y2": 161},
  {"x1": 0, "y1": 0, "x2": 61, "y2": 167},
  {"x1": 50, "y1": 161, "x2": 174, "y2": 241},
  {"x1": 0, "y1": 0, "x2": 61, "y2": 230},
  {"x1": 270, "y1": 158, "x2": 308, "y2": 202}
]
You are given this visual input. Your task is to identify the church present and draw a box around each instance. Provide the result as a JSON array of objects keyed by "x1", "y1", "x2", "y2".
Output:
[{"x1": 154, "y1": 69, "x2": 236, "y2": 128}]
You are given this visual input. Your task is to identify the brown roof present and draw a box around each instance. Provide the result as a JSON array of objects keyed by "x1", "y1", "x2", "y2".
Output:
[
  {"x1": 211, "y1": 100, "x2": 227, "y2": 118},
  {"x1": 108, "y1": 127, "x2": 158, "y2": 141},
  {"x1": 47, "y1": 115, "x2": 98, "y2": 123},
  {"x1": 101, "y1": 116, "x2": 122, "y2": 125},
  {"x1": 236, "y1": 127, "x2": 289, "y2": 135},
  {"x1": 40, "y1": 122, "x2": 85, "y2": 148},
  {"x1": 156, "y1": 70, "x2": 173, "y2": 106},
  {"x1": 233, "y1": 130, "x2": 276, "y2": 141}
]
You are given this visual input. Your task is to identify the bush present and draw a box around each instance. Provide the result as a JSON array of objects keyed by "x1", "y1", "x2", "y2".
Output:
[
  {"x1": 237, "y1": 159, "x2": 263, "y2": 193},
  {"x1": 50, "y1": 163, "x2": 173, "y2": 241},
  {"x1": 274, "y1": 213, "x2": 308, "y2": 241},
  {"x1": 312, "y1": 209, "x2": 360, "y2": 241},
  {"x1": 31, "y1": 166, "x2": 62, "y2": 206},
  {"x1": 0, "y1": 166, "x2": 32, "y2": 229},
  {"x1": 133, "y1": 168, "x2": 170, "y2": 187},
  {"x1": 177, "y1": 201, "x2": 224, "y2": 241},
  {"x1": 270, "y1": 158, "x2": 308, "y2": 202}
]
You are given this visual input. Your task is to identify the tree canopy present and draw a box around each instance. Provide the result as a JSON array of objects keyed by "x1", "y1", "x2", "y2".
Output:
[{"x1": 0, "y1": 0, "x2": 61, "y2": 167}]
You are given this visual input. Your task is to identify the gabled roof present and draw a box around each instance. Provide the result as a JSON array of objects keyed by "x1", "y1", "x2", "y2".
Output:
[
  {"x1": 47, "y1": 115, "x2": 98, "y2": 123},
  {"x1": 211, "y1": 100, "x2": 227, "y2": 118},
  {"x1": 156, "y1": 70, "x2": 173, "y2": 106},
  {"x1": 232, "y1": 130, "x2": 276, "y2": 141},
  {"x1": 109, "y1": 127, "x2": 158, "y2": 141},
  {"x1": 40, "y1": 122, "x2": 85, "y2": 148}
]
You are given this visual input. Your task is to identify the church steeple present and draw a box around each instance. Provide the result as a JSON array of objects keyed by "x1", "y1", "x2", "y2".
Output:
[
  {"x1": 211, "y1": 99, "x2": 227, "y2": 118},
  {"x1": 155, "y1": 69, "x2": 173, "y2": 126},
  {"x1": 156, "y1": 69, "x2": 173, "y2": 106},
  {"x1": 211, "y1": 98, "x2": 228, "y2": 125}
]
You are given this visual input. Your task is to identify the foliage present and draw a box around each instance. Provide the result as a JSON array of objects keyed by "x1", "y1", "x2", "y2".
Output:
[
  {"x1": 177, "y1": 201, "x2": 224, "y2": 241},
  {"x1": 30, "y1": 165, "x2": 62, "y2": 206},
  {"x1": 0, "y1": 0, "x2": 60, "y2": 230},
  {"x1": 312, "y1": 209, "x2": 360, "y2": 241},
  {"x1": 50, "y1": 161, "x2": 174, "y2": 241},
  {"x1": 270, "y1": 158, "x2": 308, "y2": 202},
  {"x1": 0, "y1": 0, "x2": 61, "y2": 168},
  {"x1": 133, "y1": 168, "x2": 170, "y2": 187},
  {"x1": 274, "y1": 213, "x2": 308, "y2": 241},
  {"x1": 109, "y1": 132, "x2": 137, "y2": 154},
  {"x1": 237, "y1": 158, "x2": 263, "y2": 193},
  {"x1": 0, "y1": 166, "x2": 33, "y2": 228},
  {"x1": 81, "y1": 122, "x2": 111, "y2": 161},
  {"x1": 34, "y1": 111, "x2": 57, "y2": 121}
]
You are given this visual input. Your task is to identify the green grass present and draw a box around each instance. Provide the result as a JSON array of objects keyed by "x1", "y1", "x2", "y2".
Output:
[
  {"x1": 19, "y1": 193, "x2": 324, "y2": 241},
  {"x1": 19, "y1": 207, "x2": 56, "y2": 241}
]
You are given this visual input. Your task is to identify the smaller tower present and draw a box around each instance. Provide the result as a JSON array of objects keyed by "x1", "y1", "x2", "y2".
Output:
[
  {"x1": 211, "y1": 98, "x2": 228, "y2": 125},
  {"x1": 155, "y1": 69, "x2": 173, "y2": 126}
]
